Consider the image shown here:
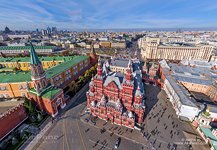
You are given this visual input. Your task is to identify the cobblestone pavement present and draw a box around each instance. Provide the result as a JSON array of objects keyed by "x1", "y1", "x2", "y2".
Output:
[
  {"x1": 80, "y1": 84, "x2": 210, "y2": 150},
  {"x1": 35, "y1": 83, "x2": 210, "y2": 150},
  {"x1": 37, "y1": 83, "x2": 147, "y2": 150},
  {"x1": 142, "y1": 84, "x2": 209, "y2": 150}
]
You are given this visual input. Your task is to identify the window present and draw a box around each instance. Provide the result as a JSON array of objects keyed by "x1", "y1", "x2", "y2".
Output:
[
  {"x1": 43, "y1": 80, "x2": 46, "y2": 87},
  {"x1": 5, "y1": 94, "x2": 9, "y2": 98},
  {"x1": 0, "y1": 94, "x2": 4, "y2": 98},
  {"x1": 21, "y1": 93, "x2": 26, "y2": 97},
  {"x1": 56, "y1": 98, "x2": 61, "y2": 105},
  {"x1": 0, "y1": 86, "x2": 6, "y2": 91},
  {"x1": 38, "y1": 83, "x2": 41, "y2": 89}
]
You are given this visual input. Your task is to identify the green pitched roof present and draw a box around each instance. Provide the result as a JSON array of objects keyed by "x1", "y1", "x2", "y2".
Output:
[
  {"x1": 0, "y1": 55, "x2": 89, "y2": 83},
  {"x1": 0, "y1": 46, "x2": 55, "y2": 50},
  {"x1": 199, "y1": 126, "x2": 217, "y2": 149},
  {"x1": 29, "y1": 87, "x2": 61, "y2": 100},
  {"x1": 46, "y1": 55, "x2": 88, "y2": 78},
  {"x1": 0, "y1": 56, "x2": 73, "y2": 63},
  {"x1": 30, "y1": 43, "x2": 40, "y2": 65},
  {"x1": 0, "y1": 71, "x2": 31, "y2": 83},
  {"x1": 42, "y1": 88, "x2": 61, "y2": 99}
]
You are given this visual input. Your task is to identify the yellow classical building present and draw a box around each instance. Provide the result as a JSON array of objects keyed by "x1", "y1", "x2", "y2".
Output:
[{"x1": 0, "y1": 55, "x2": 91, "y2": 98}]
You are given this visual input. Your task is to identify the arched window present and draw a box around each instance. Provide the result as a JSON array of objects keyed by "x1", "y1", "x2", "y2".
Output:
[
  {"x1": 43, "y1": 80, "x2": 47, "y2": 87},
  {"x1": 38, "y1": 83, "x2": 41, "y2": 89}
]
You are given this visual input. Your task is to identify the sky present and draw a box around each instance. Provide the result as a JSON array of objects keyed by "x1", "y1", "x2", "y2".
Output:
[{"x1": 0, "y1": 0, "x2": 217, "y2": 30}]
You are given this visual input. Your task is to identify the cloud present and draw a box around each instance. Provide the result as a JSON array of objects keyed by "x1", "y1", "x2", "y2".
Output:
[{"x1": 0, "y1": 0, "x2": 216, "y2": 30}]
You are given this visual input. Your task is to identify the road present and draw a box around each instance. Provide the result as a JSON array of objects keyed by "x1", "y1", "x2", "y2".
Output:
[{"x1": 37, "y1": 86, "x2": 145, "y2": 150}]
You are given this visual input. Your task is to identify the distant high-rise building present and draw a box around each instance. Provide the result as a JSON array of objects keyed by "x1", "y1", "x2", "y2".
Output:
[
  {"x1": 4, "y1": 26, "x2": 11, "y2": 34},
  {"x1": 47, "y1": 27, "x2": 52, "y2": 34},
  {"x1": 41, "y1": 29, "x2": 47, "y2": 35},
  {"x1": 52, "y1": 27, "x2": 57, "y2": 33},
  {"x1": 36, "y1": 28, "x2": 39, "y2": 33}
]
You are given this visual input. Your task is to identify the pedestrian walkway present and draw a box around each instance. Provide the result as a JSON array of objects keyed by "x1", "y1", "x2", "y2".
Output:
[{"x1": 80, "y1": 109, "x2": 154, "y2": 149}]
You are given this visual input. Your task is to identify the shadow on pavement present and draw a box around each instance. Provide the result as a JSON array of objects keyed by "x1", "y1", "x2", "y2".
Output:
[{"x1": 144, "y1": 84, "x2": 161, "y2": 118}]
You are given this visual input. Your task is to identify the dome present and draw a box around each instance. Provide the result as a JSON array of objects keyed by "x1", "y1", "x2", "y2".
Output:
[
  {"x1": 91, "y1": 101, "x2": 96, "y2": 107},
  {"x1": 128, "y1": 111, "x2": 134, "y2": 118}
]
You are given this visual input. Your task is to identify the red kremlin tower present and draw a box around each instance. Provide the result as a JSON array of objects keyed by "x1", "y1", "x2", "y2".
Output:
[{"x1": 27, "y1": 43, "x2": 66, "y2": 117}]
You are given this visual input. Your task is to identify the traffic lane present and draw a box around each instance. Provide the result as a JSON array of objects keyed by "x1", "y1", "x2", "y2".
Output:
[
  {"x1": 64, "y1": 107, "x2": 87, "y2": 150},
  {"x1": 37, "y1": 88, "x2": 88, "y2": 150},
  {"x1": 37, "y1": 119, "x2": 66, "y2": 150}
]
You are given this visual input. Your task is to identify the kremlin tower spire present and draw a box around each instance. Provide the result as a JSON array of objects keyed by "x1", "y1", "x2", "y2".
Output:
[
  {"x1": 90, "y1": 42, "x2": 97, "y2": 65},
  {"x1": 29, "y1": 43, "x2": 48, "y2": 95}
]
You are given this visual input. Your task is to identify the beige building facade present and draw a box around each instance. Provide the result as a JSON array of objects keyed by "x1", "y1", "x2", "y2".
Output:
[{"x1": 139, "y1": 37, "x2": 213, "y2": 61}]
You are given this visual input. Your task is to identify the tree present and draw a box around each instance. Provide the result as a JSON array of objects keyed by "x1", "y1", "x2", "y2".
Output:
[
  {"x1": 68, "y1": 81, "x2": 78, "y2": 94},
  {"x1": 78, "y1": 76, "x2": 85, "y2": 87},
  {"x1": 11, "y1": 137, "x2": 18, "y2": 145},
  {"x1": 24, "y1": 99, "x2": 35, "y2": 114},
  {"x1": 37, "y1": 113, "x2": 42, "y2": 122},
  {"x1": 84, "y1": 70, "x2": 91, "y2": 80}
]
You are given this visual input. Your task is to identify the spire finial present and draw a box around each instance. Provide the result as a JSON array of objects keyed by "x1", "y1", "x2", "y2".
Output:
[{"x1": 128, "y1": 59, "x2": 132, "y2": 68}]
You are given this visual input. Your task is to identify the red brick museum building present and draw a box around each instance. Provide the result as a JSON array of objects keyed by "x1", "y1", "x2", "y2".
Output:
[{"x1": 87, "y1": 57, "x2": 145, "y2": 129}]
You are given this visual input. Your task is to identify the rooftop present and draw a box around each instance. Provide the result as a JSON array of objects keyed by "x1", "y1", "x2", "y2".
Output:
[
  {"x1": 0, "y1": 100, "x2": 24, "y2": 115},
  {"x1": 0, "y1": 55, "x2": 89, "y2": 83},
  {"x1": 29, "y1": 86, "x2": 62, "y2": 99},
  {"x1": 160, "y1": 42, "x2": 196, "y2": 47},
  {"x1": 166, "y1": 75, "x2": 197, "y2": 107},
  {"x1": 0, "y1": 56, "x2": 74, "y2": 63},
  {"x1": 110, "y1": 58, "x2": 129, "y2": 68},
  {"x1": 42, "y1": 87, "x2": 62, "y2": 99},
  {"x1": 199, "y1": 126, "x2": 217, "y2": 149},
  {"x1": 0, "y1": 46, "x2": 55, "y2": 50},
  {"x1": 46, "y1": 55, "x2": 88, "y2": 78},
  {"x1": 0, "y1": 71, "x2": 31, "y2": 83}
]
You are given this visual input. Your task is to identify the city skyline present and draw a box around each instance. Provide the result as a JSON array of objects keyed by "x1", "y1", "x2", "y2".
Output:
[{"x1": 0, "y1": 0, "x2": 217, "y2": 30}]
